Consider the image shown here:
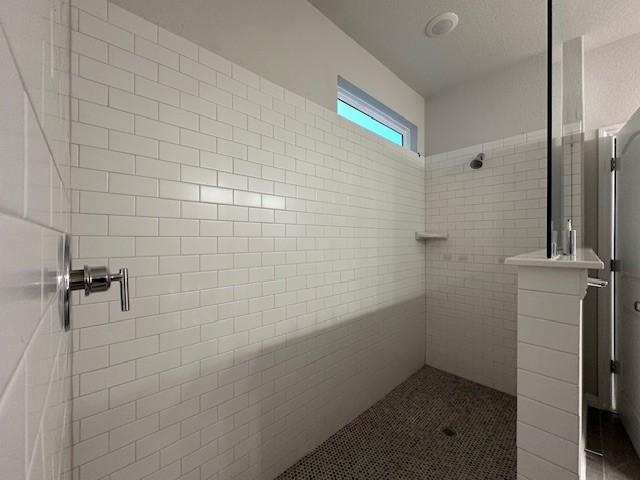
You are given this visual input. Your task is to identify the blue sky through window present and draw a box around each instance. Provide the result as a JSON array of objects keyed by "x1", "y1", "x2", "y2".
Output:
[{"x1": 337, "y1": 99, "x2": 403, "y2": 146}]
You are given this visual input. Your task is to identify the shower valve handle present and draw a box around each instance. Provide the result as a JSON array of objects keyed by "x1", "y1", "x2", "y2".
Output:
[{"x1": 69, "y1": 265, "x2": 130, "y2": 311}]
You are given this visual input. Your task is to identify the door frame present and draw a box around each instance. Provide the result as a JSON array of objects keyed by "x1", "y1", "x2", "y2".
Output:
[{"x1": 597, "y1": 123, "x2": 623, "y2": 411}]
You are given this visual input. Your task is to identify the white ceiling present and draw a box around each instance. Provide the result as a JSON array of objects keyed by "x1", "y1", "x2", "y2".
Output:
[{"x1": 307, "y1": 0, "x2": 640, "y2": 98}]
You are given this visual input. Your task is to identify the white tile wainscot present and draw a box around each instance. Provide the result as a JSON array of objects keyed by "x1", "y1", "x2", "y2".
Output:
[{"x1": 506, "y1": 249, "x2": 603, "y2": 480}]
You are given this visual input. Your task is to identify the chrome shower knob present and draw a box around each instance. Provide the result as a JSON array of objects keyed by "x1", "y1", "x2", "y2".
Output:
[{"x1": 69, "y1": 265, "x2": 130, "y2": 312}]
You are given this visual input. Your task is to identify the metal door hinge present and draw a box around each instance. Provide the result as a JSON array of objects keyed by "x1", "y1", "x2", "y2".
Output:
[
  {"x1": 610, "y1": 360, "x2": 620, "y2": 374},
  {"x1": 611, "y1": 259, "x2": 619, "y2": 272},
  {"x1": 611, "y1": 157, "x2": 620, "y2": 171}
]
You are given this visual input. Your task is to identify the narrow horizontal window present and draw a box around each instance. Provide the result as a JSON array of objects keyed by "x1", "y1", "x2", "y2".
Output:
[
  {"x1": 337, "y1": 76, "x2": 417, "y2": 152},
  {"x1": 337, "y1": 99, "x2": 403, "y2": 146}
]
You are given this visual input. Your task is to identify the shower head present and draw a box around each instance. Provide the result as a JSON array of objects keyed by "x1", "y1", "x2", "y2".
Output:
[{"x1": 470, "y1": 153, "x2": 484, "y2": 169}]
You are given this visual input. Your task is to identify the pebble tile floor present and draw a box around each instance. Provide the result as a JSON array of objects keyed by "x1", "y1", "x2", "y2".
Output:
[{"x1": 277, "y1": 366, "x2": 516, "y2": 480}]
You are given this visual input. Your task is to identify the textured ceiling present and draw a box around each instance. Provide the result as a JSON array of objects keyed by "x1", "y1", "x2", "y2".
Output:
[{"x1": 308, "y1": 0, "x2": 640, "y2": 97}]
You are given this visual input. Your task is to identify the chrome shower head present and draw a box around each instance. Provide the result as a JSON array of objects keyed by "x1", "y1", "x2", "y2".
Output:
[{"x1": 470, "y1": 153, "x2": 484, "y2": 169}]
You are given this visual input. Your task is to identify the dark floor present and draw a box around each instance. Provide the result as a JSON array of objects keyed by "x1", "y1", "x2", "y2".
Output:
[
  {"x1": 277, "y1": 366, "x2": 516, "y2": 480},
  {"x1": 586, "y1": 407, "x2": 640, "y2": 479}
]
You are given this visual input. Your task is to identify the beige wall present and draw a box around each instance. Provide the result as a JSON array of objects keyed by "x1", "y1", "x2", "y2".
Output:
[
  {"x1": 425, "y1": 32, "x2": 640, "y2": 156},
  {"x1": 425, "y1": 54, "x2": 547, "y2": 155},
  {"x1": 109, "y1": 0, "x2": 427, "y2": 154},
  {"x1": 585, "y1": 32, "x2": 640, "y2": 132}
]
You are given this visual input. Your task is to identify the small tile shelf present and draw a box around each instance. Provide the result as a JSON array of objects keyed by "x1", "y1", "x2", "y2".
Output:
[{"x1": 415, "y1": 232, "x2": 448, "y2": 241}]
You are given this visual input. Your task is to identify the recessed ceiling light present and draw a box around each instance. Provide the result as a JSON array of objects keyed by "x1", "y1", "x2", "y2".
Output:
[{"x1": 425, "y1": 12, "x2": 459, "y2": 38}]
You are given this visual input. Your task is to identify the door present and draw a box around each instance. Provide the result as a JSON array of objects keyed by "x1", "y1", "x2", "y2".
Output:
[{"x1": 616, "y1": 106, "x2": 640, "y2": 453}]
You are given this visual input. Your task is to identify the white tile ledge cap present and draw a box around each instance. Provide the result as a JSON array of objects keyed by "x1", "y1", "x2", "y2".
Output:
[{"x1": 505, "y1": 248, "x2": 603, "y2": 269}]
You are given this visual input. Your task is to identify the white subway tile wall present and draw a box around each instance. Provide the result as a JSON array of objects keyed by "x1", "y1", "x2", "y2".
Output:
[
  {"x1": 69, "y1": 2, "x2": 426, "y2": 479},
  {"x1": 425, "y1": 132, "x2": 548, "y2": 394},
  {"x1": 0, "y1": 1, "x2": 73, "y2": 480}
]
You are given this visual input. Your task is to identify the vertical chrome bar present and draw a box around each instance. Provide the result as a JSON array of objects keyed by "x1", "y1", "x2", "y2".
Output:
[{"x1": 118, "y1": 268, "x2": 129, "y2": 311}]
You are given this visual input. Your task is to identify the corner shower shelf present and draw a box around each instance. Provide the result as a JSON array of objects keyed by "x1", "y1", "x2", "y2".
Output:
[{"x1": 415, "y1": 232, "x2": 448, "y2": 241}]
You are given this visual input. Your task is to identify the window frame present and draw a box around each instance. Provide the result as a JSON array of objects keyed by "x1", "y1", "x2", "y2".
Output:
[{"x1": 337, "y1": 84, "x2": 412, "y2": 150}]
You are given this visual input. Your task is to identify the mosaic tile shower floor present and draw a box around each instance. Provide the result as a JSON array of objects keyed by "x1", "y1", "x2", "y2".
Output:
[{"x1": 277, "y1": 366, "x2": 516, "y2": 479}]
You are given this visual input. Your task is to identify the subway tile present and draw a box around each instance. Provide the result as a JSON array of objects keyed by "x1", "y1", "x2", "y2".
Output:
[
  {"x1": 137, "y1": 349, "x2": 181, "y2": 379},
  {"x1": 136, "y1": 237, "x2": 181, "y2": 256},
  {"x1": 80, "y1": 402, "x2": 135, "y2": 440},
  {"x1": 199, "y1": 82, "x2": 232, "y2": 108},
  {"x1": 135, "y1": 37, "x2": 179, "y2": 69},
  {"x1": 72, "y1": 213, "x2": 108, "y2": 236},
  {"x1": 79, "y1": 145, "x2": 135, "y2": 174},
  {"x1": 234, "y1": 191, "x2": 261, "y2": 208},
  {"x1": 110, "y1": 336, "x2": 159, "y2": 364},
  {"x1": 219, "y1": 205, "x2": 248, "y2": 222},
  {"x1": 217, "y1": 73, "x2": 247, "y2": 98},
  {"x1": 159, "y1": 142, "x2": 199, "y2": 166},
  {"x1": 181, "y1": 237, "x2": 218, "y2": 255},
  {"x1": 71, "y1": 167, "x2": 109, "y2": 192},
  {"x1": 72, "y1": 302, "x2": 109, "y2": 329},
  {"x1": 109, "y1": 375, "x2": 159, "y2": 408},
  {"x1": 159, "y1": 255, "x2": 200, "y2": 274},
  {"x1": 136, "y1": 197, "x2": 181, "y2": 218},
  {"x1": 135, "y1": 116, "x2": 180, "y2": 143},
  {"x1": 136, "y1": 312, "x2": 181, "y2": 337},
  {"x1": 79, "y1": 361, "x2": 135, "y2": 395},
  {"x1": 158, "y1": 28, "x2": 198, "y2": 59},
  {"x1": 72, "y1": 30, "x2": 108, "y2": 62},
  {"x1": 109, "y1": 45, "x2": 158, "y2": 80},
  {"x1": 180, "y1": 56, "x2": 217, "y2": 85},
  {"x1": 73, "y1": 75, "x2": 109, "y2": 105},
  {"x1": 200, "y1": 117, "x2": 233, "y2": 139},
  {"x1": 181, "y1": 201, "x2": 218, "y2": 220},
  {"x1": 200, "y1": 221, "x2": 233, "y2": 237},
  {"x1": 79, "y1": 55, "x2": 134, "y2": 91},
  {"x1": 80, "y1": 191, "x2": 135, "y2": 215},
  {"x1": 159, "y1": 180, "x2": 199, "y2": 201},
  {"x1": 79, "y1": 11, "x2": 134, "y2": 50},
  {"x1": 136, "y1": 156, "x2": 181, "y2": 180},
  {"x1": 79, "y1": 100, "x2": 134, "y2": 132},
  {"x1": 159, "y1": 104, "x2": 198, "y2": 130},
  {"x1": 159, "y1": 66, "x2": 198, "y2": 96},
  {"x1": 72, "y1": 121, "x2": 108, "y2": 148},
  {"x1": 201, "y1": 151, "x2": 233, "y2": 172},
  {"x1": 181, "y1": 165, "x2": 217, "y2": 186},
  {"x1": 159, "y1": 218, "x2": 199, "y2": 236},
  {"x1": 110, "y1": 88, "x2": 159, "y2": 119},
  {"x1": 159, "y1": 291, "x2": 199, "y2": 313},
  {"x1": 136, "y1": 76, "x2": 180, "y2": 106},
  {"x1": 79, "y1": 445, "x2": 135, "y2": 480},
  {"x1": 136, "y1": 425, "x2": 180, "y2": 461},
  {"x1": 110, "y1": 130, "x2": 159, "y2": 157},
  {"x1": 217, "y1": 139, "x2": 247, "y2": 159},
  {"x1": 180, "y1": 128, "x2": 216, "y2": 152},
  {"x1": 201, "y1": 186, "x2": 233, "y2": 205},
  {"x1": 109, "y1": 172, "x2": 158, "y2": 196},
  {"x1": 80, "y1": 320, "x2": 135, "y2": 350},
  {"x1": 110, "y1": 450, "x2": 159, "y2": 480}
]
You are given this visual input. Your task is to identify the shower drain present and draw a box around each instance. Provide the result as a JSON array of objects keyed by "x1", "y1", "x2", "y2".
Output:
[{"x1": 441, "y1": 426, "x2": 456, "y2": 437}]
